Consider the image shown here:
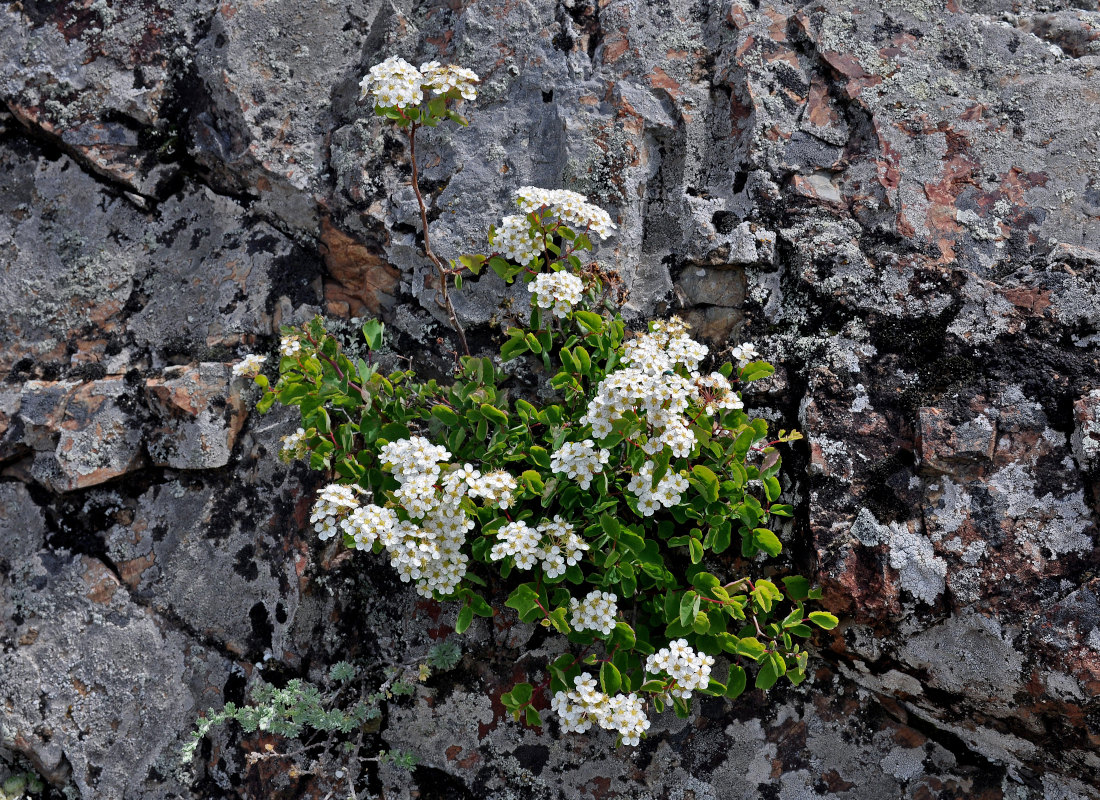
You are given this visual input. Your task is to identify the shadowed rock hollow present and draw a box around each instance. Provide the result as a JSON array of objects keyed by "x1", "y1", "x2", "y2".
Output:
[{"x1": 1, "y1": 0, "x2": 1098, "y2": 798}]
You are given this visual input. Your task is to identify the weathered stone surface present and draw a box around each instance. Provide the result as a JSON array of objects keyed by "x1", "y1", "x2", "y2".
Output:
[
  {"x1": 0, "y1": 0, "x2": 216, "y2": 197},
  {"x1": 2, "y1": 0, "x2": 1100, "y2": 797},
  {"x1": 30, "y1": 378, "x2": 146, "y2": 492},
  {"x1": 0, "y1": 482, "x2": 233, "y2": 798},
  {"x1": 1073, "y1": 389, "x2": 1100, "y2": 474},
  {"x1": 145, "y1": 363, "x2": 248, "y2": 469}
]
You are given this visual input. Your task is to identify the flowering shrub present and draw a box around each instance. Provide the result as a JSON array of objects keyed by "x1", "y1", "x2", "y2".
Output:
[{"x1": 240, "y1": 56, "x2": 837, "y2": 747}]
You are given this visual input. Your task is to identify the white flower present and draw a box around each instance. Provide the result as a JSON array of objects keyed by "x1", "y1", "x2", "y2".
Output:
[
  {"x1": 280, "y1": 427, "x2": 307, "y2": 459},
  {"x1": 360, "y1": 56, "x2": 423, "y2": 109},
  {"x1": 644, "y1": 638, "x2": 715, "y2": 701},
  {"x1": 467, "y1": 470, "x2": 518, "y2": 509},
  {"x1": 420, "y1": 61, "x2": 479, "y2": 101},
  {"x1": 515, "y1": 187, "x2": 616, "y2": 239},
  {"x1": 550, "y1": 673, "x2": 650, "y2": 745},
  {"x1": 696, "y1": 372, "x2": 743, "y2": 415},
  {"x1": 570, "y1": 590, "x2": 618, "y2": 636},
  {"x1": 494, "y1": 214, "x2": 542, "y2": 265},
  {"x1": 550, "y1": 440, "x2": 610, "y2": 489},
  {"x1": 279, "y1": 335, "x2": 302, "y2": 358},
  {"x1": 529, "y1": 271, "x2": 584, "y2": 318},
  {"x1": 489, "y1": 520, "x2": 541, "y2": 569},
  {"x1": 626, "y1": 461, "x2": 688, "y2": 513},
  {"x1": 536, "y1": 516, "x2": 588, "y2": 577},
  {"x1": 232, "y1": 354, "x2": 266, "y2": 377},
  {"x1": 731, "y1": 341, "x2": 760, "y2": 367}
]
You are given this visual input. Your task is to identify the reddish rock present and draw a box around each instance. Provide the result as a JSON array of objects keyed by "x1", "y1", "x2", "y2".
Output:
[{"x1": 320, "y1": 217, "x2": 400, "y2": 318}]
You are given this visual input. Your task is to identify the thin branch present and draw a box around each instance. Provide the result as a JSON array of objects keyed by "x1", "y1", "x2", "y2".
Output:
[{"x1": 408, "y1": 122, "x2": 470, "y2": 357}]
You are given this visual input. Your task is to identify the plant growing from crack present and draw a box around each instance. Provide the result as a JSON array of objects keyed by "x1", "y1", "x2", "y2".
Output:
[
  {"x1": 181, "y1": 641, "x2": 461, "y2": 798},
  {"x1": 235, "y1": 55, "x2": 838, "y2": 748}
]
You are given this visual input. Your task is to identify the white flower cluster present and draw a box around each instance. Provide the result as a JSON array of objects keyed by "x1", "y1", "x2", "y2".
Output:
[
  {"x1": 308, "y1": 436, "x2": 502, "y2": 598},
  {"x1": 695, "y1": 372, "x2": 743, "y2": 416},
  {"x1": 551, "y1": 673, "x2": 651, "y2": 745},
  {"x1": 311, "y1": 484, "x2": 361, "y2": 540},
  {"x1": 732, "y1": 341, "x2": 760, "y2": 367},
  {"x1": 280, "y1": 427, "x2": 307, "y2": 459},
  {"x1": 581, "y1": 321, "x2": 708, "y2": 459},
  {"x1": 465, "y1": 469, "x2": 518, "y2": 509},
  {"x1": 622, "y1": 318, "x2": 709, "y2": 374},
  {"x1": 515, "y1": 187, "x2": 617, "y2": 239},
  {"x1": 419, "y1": 61, "x2": 479, "y2": 100},
  {"x1": 536, "y1": 516, "x2": 589, "y2": 578},
  {"x1": 644, "y1": 639, "x2": 715, "y2": 699},
  {"x1": 529, "y1": 271, "x2": 584, "y2": 318},
  {"x1": 359, "y1": 56, "x2": 423, "y2": 108},
  {"x1": 489, "y1": 516, "x2": 589, "y2": 577},
  {"x1": 626, "y1": 461, "x2": 689, "y2": 516},
  {"x1": 359, "y1": 56, "x2": 479, "y2": 109},
  {"x1": 570, "y1": 590, "x2": 618, "y2": 636},
  {"x1": 490, "y1": 520, "x2": 541, "y2": 568},
  {"x1": 279, "y1": 335, "x2": 301, "y2": 358},
  {"x1": 494, "y1": 214, "x2": 542, "y2": 265},
  {"x1": 232, "y1": 354, "x2": 266, "y2": 378},
  {"x1": 550, "y1": 440, "x2": 610, "y2": 489}
]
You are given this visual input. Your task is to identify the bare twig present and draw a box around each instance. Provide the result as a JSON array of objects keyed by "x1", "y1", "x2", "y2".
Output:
[{"x1": 407, "y1": 122, "x2": 470, "y2": 357}]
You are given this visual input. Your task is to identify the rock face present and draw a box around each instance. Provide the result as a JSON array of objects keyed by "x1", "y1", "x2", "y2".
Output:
[{"x1": 1, "y1": 0, "x2": 1098, "y2": 799}]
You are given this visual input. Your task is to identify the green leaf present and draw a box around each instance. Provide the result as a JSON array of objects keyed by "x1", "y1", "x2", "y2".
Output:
[
  {"x1": 754, "y1": 653, "x2": 783, "y2": 690},
  {"x1": 505, "y1": 584, "x2": 541, "y2": 621},
  {"x1": 782, "y1": 576, "x2": 811, "y2": 602},
  {"x1": 734, "y1": 637, "x2": 767, "y2": 661},
  {"x1": 691, "y1": 571, "x2": 721, "y2": 595},
  {"x1": 431, "y1": 405, "x2": 460, "y2": 426},
  {"x1": 256, "y1": 391, "x2": 276, "y2": 414},
  {"x1": 764, "y1": 475, "x2": 781, "y2": 502},
  {"x1": 690, "y1": 465, "x2": 720, "y2": 503},
  {"x1": 600, "y1": 662, "x2": 622, "y2": 695},
  {"x1": 688, "y1": 537, "x2": 703, "y2": 564},
  {"x1": 548, "y1": 607, "x2": 570, "y2": 634},
  {"x1": 521, "y1": 469, "x2": 545, "y2": 494},
  {"x1": 480, "y1": 403, "x2": 509, "y2": 426},
  {"x1": 524, "y1": 333, "x2": 543, "y2": 354},
  {"x1": 572, "y1": 310, "x2": 604, "y2": 333},
  {"x1": 455, "y1": 605, "x2": 474, "y2": 634},
  {"x1": 753, "y1": 528, "x2": 782, "y2": 557},
  {"x1": 574, "y1": 346, "x2": 592, "y2": 374},
  {"x1": 524, "y1": 706, "x2": 543, "y2": 726},
  {"x1": 529, "y1": 446, "x2": 551, "y2": 469},
  {"x1": 612, "y1": 622, "x2": 636, "y2": 649},
  {"x1": 362, "y1": 319, "x2": 385, "y2": 350},
  {"x1": 808, "y1": 611, "x2": 839, "y2": 630},
  {"x1": 725, "y1": 665, "x2": 747, "y2": 699},
  {"x1": 500, "y1": 335, "x2": 529, "y2": 362},
  {"x1": 679, "y1": 591, "x2": 700, "y2": 627},
  {"x1": 489, "y1": 256, "x2": 514, "y2": 281},
  {"x1": 467, "y1": 593, "x2": 494, "y2": 617},
  {"x1": 503, "y1": 682, "x2": 533, "y2": 708},
  {"x1": 740, "y1": 362, "x2": 775, "y2": 382},
  {"x1": 459, "y1": 253, "x2": 485, "y2": 275}
]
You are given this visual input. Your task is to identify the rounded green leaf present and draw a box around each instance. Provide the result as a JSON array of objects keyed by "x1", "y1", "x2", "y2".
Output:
[{"x1": 600, "y1": 662, "x2": 622, "y2": 695}]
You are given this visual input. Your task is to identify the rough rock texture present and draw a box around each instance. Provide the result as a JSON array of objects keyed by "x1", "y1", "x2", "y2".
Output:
[{"x1": 1, "y1": 0, "x2": 1098, "y2": 798}]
